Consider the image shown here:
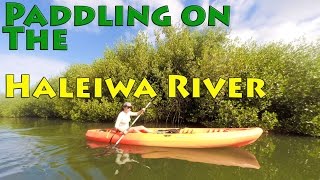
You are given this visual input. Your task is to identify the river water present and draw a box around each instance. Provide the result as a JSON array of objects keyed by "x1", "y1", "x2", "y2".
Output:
[{"x1": 0, "y1": 118, "x2": 319, "y2": 180}]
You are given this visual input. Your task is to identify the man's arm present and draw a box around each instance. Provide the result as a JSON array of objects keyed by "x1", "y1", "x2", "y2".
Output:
[{"x1": 130, "y1": 108, "x2": 145, "y2": 116}]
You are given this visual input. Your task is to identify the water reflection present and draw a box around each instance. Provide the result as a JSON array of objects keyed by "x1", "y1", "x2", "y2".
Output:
[
  {"x1": 87, "y1": 141, "x2": 260, "y2": 169},
  {"x1": 114, "y1": 148, "x2": 151, "y2": 176}
]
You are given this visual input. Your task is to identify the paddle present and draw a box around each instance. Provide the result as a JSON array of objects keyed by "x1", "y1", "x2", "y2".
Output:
[{"x1": 112, "y1": 100, "x2": 153, "y2": 148}]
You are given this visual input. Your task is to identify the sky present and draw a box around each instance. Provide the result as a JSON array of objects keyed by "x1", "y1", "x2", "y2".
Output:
[{"x1": 0, "y1": 0, "x2": 320, "y2": 93}]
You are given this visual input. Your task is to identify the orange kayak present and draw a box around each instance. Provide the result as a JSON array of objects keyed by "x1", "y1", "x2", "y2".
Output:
[{"x1": 86, "y1": 128, "x2": 263, "y2": 148}]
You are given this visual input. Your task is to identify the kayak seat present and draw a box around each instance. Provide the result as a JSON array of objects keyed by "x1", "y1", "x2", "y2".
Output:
[{"x1": 157, "y1": 129, "x2": 180, "y2": 134}]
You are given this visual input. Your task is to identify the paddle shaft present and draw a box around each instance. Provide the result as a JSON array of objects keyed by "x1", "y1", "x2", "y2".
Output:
[{"x1": 113, "y1": 101, "x2": 152, "y2": 147}]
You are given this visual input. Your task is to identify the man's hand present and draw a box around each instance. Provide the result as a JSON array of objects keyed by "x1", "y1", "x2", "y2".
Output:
[
  {"x1": 140, "y1": 108, "x2": 146, "y2": 114},
  {"x1": 122, "y1": 130, "x2": 128, "y2": 135}
]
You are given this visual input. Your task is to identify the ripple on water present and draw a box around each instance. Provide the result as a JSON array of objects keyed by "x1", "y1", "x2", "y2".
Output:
[{"x1": 0, "y1": 131, "x2": 42, "y2": 178}]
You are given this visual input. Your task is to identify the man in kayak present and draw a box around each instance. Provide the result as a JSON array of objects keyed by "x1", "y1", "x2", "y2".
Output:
[{"x1": 115, "y1": 102, "x2": 153, "y2": 134}]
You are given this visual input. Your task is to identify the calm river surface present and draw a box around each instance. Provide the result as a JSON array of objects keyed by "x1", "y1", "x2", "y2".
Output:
[{"x1": 0, "y1": 118, "x2": 319, "y2": 180}]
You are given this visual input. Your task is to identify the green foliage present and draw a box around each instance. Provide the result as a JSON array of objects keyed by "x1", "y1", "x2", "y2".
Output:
[
  {"x1": 69, "y1": 98, "x2": 120, "y2": 122},
  {"x1": 202, "y1": 100, "x2": 278, "y2": 130},
  {"x1": 0, "y1": 27, "x2": 319, "y2": 136},
  {"x1": 0, "y1": 97, "x2": 57, "y2": 118}
]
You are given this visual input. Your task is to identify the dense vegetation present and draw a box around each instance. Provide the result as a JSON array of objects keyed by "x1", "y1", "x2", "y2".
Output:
[{"x1": 0, "y1": 27, "x2": 319, "y2": 136}]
